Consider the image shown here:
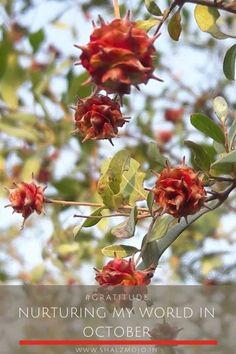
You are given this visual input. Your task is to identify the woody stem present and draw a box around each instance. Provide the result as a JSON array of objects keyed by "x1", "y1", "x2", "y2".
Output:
[
  {"x1": 113, "y1": 0, "x2": 121, "y2": 19},
  {"x1": 45, "y1": 198, "x2": 149, "y2": 213}
]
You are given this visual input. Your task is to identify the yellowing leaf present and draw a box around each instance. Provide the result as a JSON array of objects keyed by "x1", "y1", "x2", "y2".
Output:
[
  {"x1": 52, "y1": 21, "x2": 70, "y2": 30},
  {"x1": 213, "y1": 96, "x2": 228, "y2": 122},
  {"x1": 136, "y1": 18, "x2": 160, "y2": 32},
  {"x1": 111, "y1": 206, "x2": 137, "y2": 239},
  {"x1": 21, "y1": 157, "x2": 41, "y2": 181},
  {"x1": 202, "y1": 256, "x2": 222, "y2": 276},
  {"x1": 194, "y1": 5, "x2": 228, "y2": 39},
  {"x1": 121, "y1": 159, "x2": 148, "y2": 206},
  {"x1": 56, "y1": 243, "x2": 79, "y2": 256},
  {"x1": 102, "y1": 245, "x2": 139, "y2": 258},
  {"x1": 168, "y1": 11, "x2": 182, "y2": 41},
  {"x1": 0, "y1": 54, "x2": 25, "y2": 109},
  {"x1": 194, "y1": 5, "x2": 219, "y2": 32},
  {"x1": 98, "y1": 151, "x2": 147, "y2": 209}
]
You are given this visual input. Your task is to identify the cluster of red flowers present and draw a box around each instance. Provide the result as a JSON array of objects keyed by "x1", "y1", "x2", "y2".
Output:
[
  {"x1": 74, "y1": 13, "x2": 160, "y2": 144},
  {"x1": 94, "y1": 164, "x2": 206, "y2": 287},
  {"x1": 5, "y1": 11, "x2": 208, "y2": 289}
]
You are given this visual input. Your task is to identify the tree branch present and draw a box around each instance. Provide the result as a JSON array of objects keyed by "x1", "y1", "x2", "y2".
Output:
[
  {"x1": 184, "y1": 0, "x2": 236, "y2": 15},
  {"x1": 155, "y1": 0, "x2": 236, "y2": 35}
]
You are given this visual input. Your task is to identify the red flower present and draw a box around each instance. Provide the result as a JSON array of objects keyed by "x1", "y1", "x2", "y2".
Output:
[
  {"x1": 95, "y1": 258, "x2": 154, "y2": 286},
  {"x1": 7, "y1": 181, "x2": 45, "y2": 225},
  {"x1": 74, "y1": 95, "x2": 127, "y2": 143},
  {"x1": 165, "y1": 108, "x2": 184, "y2": 123},
  {"x1": 77, "y1": 14, "x2": 159, "y2": 94},
  {"x1": 152, "y1": 165, "x2": 206, "y2": 219},
  {"x1": 157, "y1": 130, "x2": 173, "y2": 144}
]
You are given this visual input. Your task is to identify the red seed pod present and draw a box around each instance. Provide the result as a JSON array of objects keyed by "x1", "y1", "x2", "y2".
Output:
[
  {"x1": 6, "y1": 181, "x2": 45, "y2": 226},
  {"x1": 157, "y1": 130, "x2": 173, "y2": 144},
  {"x1": 95, "y1": 258, "x2": 155, "y2": 286},
  {"x1": 152, "y1": 165, "x2": 206, "y2": 219},
  {"x1": 74, "y1": 95, "x2": 127, "y2": 144},
  {"x1": 164, "y1": 108, "x2": 184, "y2": 123},
  {"x1": 76, "y1": 14, "x2": 160, "y2": 94}
]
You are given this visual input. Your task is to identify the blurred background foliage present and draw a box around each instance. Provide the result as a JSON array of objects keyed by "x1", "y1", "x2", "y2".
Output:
[{"x1": 0, "y1": 0, "x2": 236, "y2": 285}]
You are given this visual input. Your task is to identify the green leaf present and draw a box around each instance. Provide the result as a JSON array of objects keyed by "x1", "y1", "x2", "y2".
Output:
[
  {"x1": 190, "y1": 113, "x2": 225, "y2": 144},
  {"x1": 4, "y1": 112, "x2": 37, "y2": 125},
  {"x1": 74, "y1": 207, "x2": 106, "y2": 241},
  {"x1": 210, "y1": 150, "x2": 236, "y2": 170},
  {"x1": 0, "y1": 122, "x2": 39, "y2": 142},
  {"x1": 136, "y1": 18, "x2": 160, "y2": 32},
  {"x1": 53, "y1": 177, "x2": 81, "y2": 198},
  {"x1": 142, "y1": 239, "x2": 159, "y2": 267},
  {"x1": 30, "y1": 264, "x2": 45, "y2": 283},
  {"x1": 156, "y1": 200, "x2": 219, "y2": 261},
  {"x1": 213, "y1": 96, "x2": 228, "y2": 121},
  {"x1": 63, "y1": 71, "x2": 92, "y2": 104},
  {"x1": 120, "y1": 159, "x2": 148, "y2": 206},
  {"x1": 98, "y1": 151, "x2": 147, "y2": 209},
  {"x1": 194, "y1": 5, "x2": 228, "y2": 39},
  {"x1": 228, "y1": 119, "x2": 236, "y2": 151},
  {"x1": 145, "y1": 0, "x2": 162, "y2": 16},
  {"x1": 147, "y1": 142, "x2": 167, "y2": 171},
  {"x1": 111, "y1": 206, "x2": 137, "y2": 239},
  {"x1": 147, "y1": 191, "x2": 155, "y2": 214},
  {"x1": 29, "y1": 29, "x2": 45, "y2": 53},
  {"x1": 0, "y1": 54, "x2": 25, "y2": 109},
  {"x1": 223, "y1": 44, "x2": 236, "y2": 80},
  {"x1": 21, "y1": 157, "x2": 41, "y2": 181},
  {"x1": 102, "y1": 245, "x2": 139, "y2": 258},
  {"x1": 148, "y1": 215, "x2": 174, "y2": 242},
  {"x1": 98, "y1": 150, "x2": 130, "y2": 209},
  {"x1": 0, "y1": 34, "x2": 11, "y2": 79},
  {"x1": 103, "y1": 150, "x2": 130, "y2": 194},
  {"x1": 201, "y1": 255, "x2": 222, "y2": 276},
  {"x1": 56, "y1": 243, "x2": 79, "y2": 256},
  {"x1": 168, "y1": 11, "x2": 182, "y2": 41},
  {"x1": 213, "y1": 141, "x2": 225, "y2": 154},
  {"x1": 184, "y1": 140, "x2": 211, "y2": 171}
]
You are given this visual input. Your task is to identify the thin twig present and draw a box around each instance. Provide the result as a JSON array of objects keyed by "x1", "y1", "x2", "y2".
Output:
[
  {"x1": 46, "y1": 199, "x2": 102, "y2": 208},
  {"x1": 113, "y1": 0, "x2": 121, "y2": 19},
  {"x1": 46, "y1": 198, "x2": 149, "y2": 212},
  {"x1": 154, "y1": 0, "x2": 180, "y2": 35},
  {"x1": 74, "y1": 213, "x2": 130, "y2": 219}
]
